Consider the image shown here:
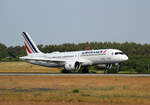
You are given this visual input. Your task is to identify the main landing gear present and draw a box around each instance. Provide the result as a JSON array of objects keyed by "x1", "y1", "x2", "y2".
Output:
[
  {"x1": 104, "y1": 64, "x2": 112, "y2": 73},
  {"x1": 81, "y1": 67, "x2": 89, "y2": 73},
  {"x1": 104, "y1": 63, "x2": 120, "y2": 74},
  {"x1": 61, "y1": 69, "x2": 69, "y2": 73}
]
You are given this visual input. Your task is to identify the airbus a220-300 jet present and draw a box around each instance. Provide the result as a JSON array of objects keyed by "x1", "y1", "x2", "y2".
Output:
[{"x1": 20, "y1": 32, "x2": 128, "y2": 73}]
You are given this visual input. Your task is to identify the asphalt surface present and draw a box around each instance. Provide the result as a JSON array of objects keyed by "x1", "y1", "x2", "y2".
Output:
[{"x1": 0, "y1": 73, "x2": 150, "y2": 76}]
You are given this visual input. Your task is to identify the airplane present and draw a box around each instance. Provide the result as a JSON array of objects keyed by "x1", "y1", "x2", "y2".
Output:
[{"x1": 20, "y1": 32, "x2": 128, "y2": 73}]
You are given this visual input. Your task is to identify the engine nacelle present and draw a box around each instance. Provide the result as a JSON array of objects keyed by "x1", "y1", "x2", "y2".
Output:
[
  {"x1": 96, "y1": 64, "x2": 112, "y2": 69},
  {"x1": 96, "y1": 64, "x2": 106, "y2": 69},
  {"x1": 64, "y1": 61, "x2": 81, "y2": 71}
]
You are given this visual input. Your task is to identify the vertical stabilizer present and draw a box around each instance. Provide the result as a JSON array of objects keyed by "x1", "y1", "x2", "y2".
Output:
[{"x1": 22, "y1": 32, "x2": 42, "y2": 55}]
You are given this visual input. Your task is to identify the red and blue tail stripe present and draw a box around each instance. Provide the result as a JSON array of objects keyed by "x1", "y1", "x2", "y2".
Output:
[
  {"x1": 23, "y1": 33, "x2": 35, "y2": 53},
  {"x1": 22, "y1": 32, "x2": 41, "y2": 54},
  {"x1": 24, "y1": 42, "x2": 32, "y2": 54},
  {"x1": 23, "y1": 32, "x2": 38, "y2": 53}
]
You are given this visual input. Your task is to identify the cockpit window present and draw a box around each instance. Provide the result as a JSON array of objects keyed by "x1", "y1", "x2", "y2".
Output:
[{"x1": 115, "y1": 52, "x2": 124, "y2": 55}]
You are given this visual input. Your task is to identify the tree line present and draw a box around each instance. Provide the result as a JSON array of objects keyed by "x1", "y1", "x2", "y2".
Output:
[{"x1": 0, "y1": 42, "x2": 150, "y2": 58}]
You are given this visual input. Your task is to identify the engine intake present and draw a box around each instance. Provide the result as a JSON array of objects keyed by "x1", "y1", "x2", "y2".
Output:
[{"x1": 65, "y1": 61, "x2": 81, "y2": 71}]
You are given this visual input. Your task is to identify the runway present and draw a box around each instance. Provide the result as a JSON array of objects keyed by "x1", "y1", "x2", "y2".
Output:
[{"x1": 0, "y1": 73, "x2": 150, "y2": 76}]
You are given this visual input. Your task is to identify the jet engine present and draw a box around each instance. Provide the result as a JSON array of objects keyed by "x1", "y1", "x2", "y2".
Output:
[
  {"x1": 96, "y1": 64, "x2": 106, "y2": 69},
  {"x1": 96, "y1": 64, "x2": 112, "y2": 70},
  {"x1": 64, "y1": 61, "x2": 81, "y2": 71}
]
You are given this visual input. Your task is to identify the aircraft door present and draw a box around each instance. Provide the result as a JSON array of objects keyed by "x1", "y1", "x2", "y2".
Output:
[{"x1": 74, "y1": 53, "x2": 80, "y2": 60}]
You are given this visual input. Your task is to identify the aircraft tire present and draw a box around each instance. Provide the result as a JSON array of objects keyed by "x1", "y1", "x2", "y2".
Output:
[
  {"x1": 82, "y1": 68, "x2": 89, "y2": 73},
  {"x1": 61, "y1": 69, "x2": 69, "y2": 73}
]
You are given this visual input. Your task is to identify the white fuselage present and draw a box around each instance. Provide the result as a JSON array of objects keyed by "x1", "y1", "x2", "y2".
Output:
[{"x1": 20, "y1": 49, "x2": 128, "y2": 68}]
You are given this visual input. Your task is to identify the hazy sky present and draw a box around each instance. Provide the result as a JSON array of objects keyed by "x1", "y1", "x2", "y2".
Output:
[{"x1": 0, "y1": 0, "x2": 150, "y2": 46}]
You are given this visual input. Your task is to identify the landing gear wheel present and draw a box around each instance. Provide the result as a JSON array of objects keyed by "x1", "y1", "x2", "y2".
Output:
[
  {"x1": 61, "y1": 69, "x2": 69, "y2": 73},
  {"x1": 82, "y1": 68, "x2": 89, "y2": 73}
]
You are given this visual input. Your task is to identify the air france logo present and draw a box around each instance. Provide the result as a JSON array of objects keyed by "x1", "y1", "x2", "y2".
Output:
[{"x1": 82, "y1": 50, "x2": 107, "y2": 55}]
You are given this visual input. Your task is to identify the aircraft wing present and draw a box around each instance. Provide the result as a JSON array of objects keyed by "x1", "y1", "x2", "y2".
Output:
[{"x1": 20, "y1": 57, "x2": 92, "y2": 66}]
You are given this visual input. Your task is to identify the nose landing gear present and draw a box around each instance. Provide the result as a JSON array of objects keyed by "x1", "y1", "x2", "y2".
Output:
[{"x1": 116, "y1": 63, "x2": 120, "y2": 73}]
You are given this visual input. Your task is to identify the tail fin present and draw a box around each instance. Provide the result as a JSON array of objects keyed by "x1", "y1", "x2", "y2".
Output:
[{"x1": 22, "y1": 32, "x2": 42, "y2": 55}]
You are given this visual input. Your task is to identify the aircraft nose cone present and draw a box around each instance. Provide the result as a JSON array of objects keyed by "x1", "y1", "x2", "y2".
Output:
[{"x1": 123, "y1": 55, "x2": 128, "y2": 61}]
